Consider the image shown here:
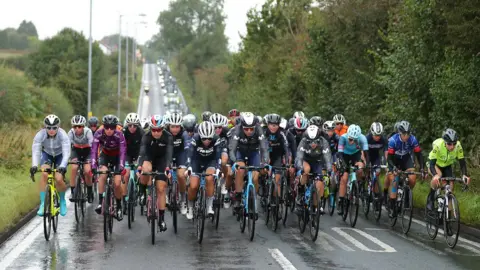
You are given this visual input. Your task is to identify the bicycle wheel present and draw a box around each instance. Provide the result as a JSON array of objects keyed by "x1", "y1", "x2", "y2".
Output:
[
  {"x1": 444, "y1": 193, "x2": 460, "y2": 248},
  {"x1": 214, "y1": 179, "x2": 222, "y2": 230},
  {"x1": 74, "y1": 175, "x2": 81, "y2": 223},
  {"x1": 362, "y1": 179, "x2": 370, "y2": 218},
  {"x1": 310, "y1": 186, "x2": 321, "y2": 242},
  {"x1": 282, "y1": 176, "x2": 289, "y2": 226},
  {"x1": 197, "y1": 188, "x2": 206, "y2": 244},
  {"x1": 43, "y1": 186, "x2": 52, "y2": 241},
  {"x1": 265, "y1": 178, "x2": 273, "y2": 226},
  {"x1": 348, "y1": 181, "x2": 359, "y2": 228},
  {"x1": 81, "y1": 177, "x2": 87, "y2": 218},
  {"x1": 128, "y1": 179, "x2": 135, "y2": 229},
  {"x1": 172, "y1": 181, "x2": 178, "y2": 234},
  {"x1": 151, "y1": 186, "x2": 156, "y2": 245},
  {"x1": 400, "y1": 186, "x2": 413, "y2": 234},
  {"x1": 239, "y1": 196, "x2": 247, "y2": 233},
  {"x1": 247, "y1": 187, "x2": 256, "y2": 241},
  {"x1": 52, "y1": 191, "x2": 59, "y2": 233},
  {"x1": 373, "y1": 179, "x2": 382, "y2": 222},
  {"x1": 298, "y1": 191, "x2": 307, "y2": 234},
  {"x1": 103, "y1": 188, "x2": 110, "y2": 242},
  {"x1": 272, "y1": 182, "x2": 280, "y2": 232},
  {"x1": 425, "y1": 195, "x2": 439, "y2": 240}
]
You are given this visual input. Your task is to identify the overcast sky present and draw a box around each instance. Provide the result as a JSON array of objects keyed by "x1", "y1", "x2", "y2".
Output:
[{"x1": 0, "y1": 0, "x2": 265, "y2": 51}]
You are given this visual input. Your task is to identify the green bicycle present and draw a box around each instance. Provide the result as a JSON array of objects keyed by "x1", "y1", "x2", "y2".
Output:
[{"x1": 31, "y1": 168, "x2": 60, "y2": 241}]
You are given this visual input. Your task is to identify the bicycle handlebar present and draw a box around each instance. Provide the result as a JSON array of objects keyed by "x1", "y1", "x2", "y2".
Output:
[
  {"x1": 68, "y1": 161, "x2": 90, "y2": 165},
  {"x1": 96, "y1": 170, "x2": 122, "y2": 176},
  {"x1": 141, "y1": 172, "x2": 167, "y2": 176},
  {"x1": 30, "y1": 168, "x2": 60, "y2": 182}
]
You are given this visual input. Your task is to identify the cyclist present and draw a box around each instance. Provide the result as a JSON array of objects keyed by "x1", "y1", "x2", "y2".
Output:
[
  {"x1": 333, "y1": 114, "x2": 348, "y2": 136},
  {"x1": 31, "y1": 115, "x2": 70, "y2": 216},
  {"x1": 137, "y1": 115, "x2": 172, "y2": 232},
  {"x1": 91, "y1": 115, "x2": 127, "y2": 220},
  {"x1": 201, "y1": 111, "x2": 212, "y2": 122},
  {"x1": 366, "y1": 122, "x2": 388, "y2": 201},
  {"x1": 228, "y1": 109, "x2": 240, "y2": 129},
  {"x1": 387, "y1": 121, "x2": 401, "y2": 140},
  {"x1": 68, "y1": 115, "x2": 94, "y2": 203},
  {"x1": 288, "y1": 117, "x2": 309, "y2": 146},
  {"x1": 209, "y1": 113, "x2": 231, "y2": 205},
  {"x1": 122, "y1": 113, "x2": 144, "y2": 213},
  {"x1": 165, "y1": 112, "x2": 189, "y2": 214},
  {"x1": 295, "y1": 125, "x2": 332, "y2": 214},
  {"x1": 264, "y1": 114, "x2": 290, "y2": 202},
  {"x1": 183, "y1": 114, "x2": 197, "y2": 145},
  {"x1": 309, "y1": 116, "x2": 324, "y2": 129},
  {"x1": 184, "y1": 121, "x2": 223, "y2": 219},
  {"x1": 140, "y1": 117, "x2": 150, "y2": 132},
  {"x1": 336, "y1": 124, "x2": 369, "y2": 215},
  {"x1": 386, "y1": 120, "x2": 425, "y2": 217},
  {"x1": 88, "y1": 116, "x2": 99, "y2": 134},
  {"x1": 426, "y1": 128, "x2": 470, "y2": 211},
  {"x1": 228, "y1": 112, "x2": 269, "y2": 216},
  {"x1": 293, "y1": 111, "x2": 305, "y2": 118}
]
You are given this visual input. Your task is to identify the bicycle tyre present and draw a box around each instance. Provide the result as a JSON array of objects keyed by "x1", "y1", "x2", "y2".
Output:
[
  {"x1": 128, "y1": 178, "x2": 135, "y2": 229},
  {"x1": 172, "y1": 181, "x2": 178, "y2": 234},
  {"x1": 282, "y1": 176, "x2": 289, "y2": 226},
  {"x1": 151, "y1": 186, "x2": 156, "y2": 245},
  {"x1": 74, "y1": 174, "x2": 81, "y2": 223},
  {"x1": 373, "y1": 179, "x2": 382, "y2": 222},
  {"x1": 400, "y1": 186, "x2": 413, "y2": 234},
  {"x1": 248, "y1": 187, "x2": 256, "y2": 241},
  {"x1": 444, "y1": 193, "x2": 460, "y2": 248},
  {"x1": 43, "y1": 185, "x2": 52, "y2": 241},
  {"x1": 310, "y1": 186, "x2": 321, "y2": 242},
  {"x1": 349, "y1": 181, "x2": 359, "y2": 228},
  {"x1": 214, "y1": 179, "x2": 222, "y2": 230},
  {"x1": 272, "y1": 181, "x2": 280, "y2": 232},
  {"x1": 265, "y1": 178, "x2": 272, "y2": 226},
  {"x1": 425, "y1": 195, "x2": 439, "y2": 240},
  {"x1": 362, "y1": 179, "x2": 370, "y2": 218},
  {"x1": 103, "y1": 188, "x2": 110, "y2": 242},
  {"x1": 52, "y1": 191, "x2": 59, "y2": 233},
  {"x1": 197, "y1": 188, "x2": 206, "y2": 244}
]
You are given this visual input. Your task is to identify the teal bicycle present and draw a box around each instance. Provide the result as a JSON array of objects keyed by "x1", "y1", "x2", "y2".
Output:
[
  {"x1": 340, "y1": 165, "x2": 361, "y2": 228},
  {"x1": 126, "y1": 162, "x2": 139, "y2": 229}
]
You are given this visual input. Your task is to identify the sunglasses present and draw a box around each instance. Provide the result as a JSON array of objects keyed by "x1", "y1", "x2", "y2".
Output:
[
  {"x1": 127, "y1": 124, "x2": 137, "y2": 128},
  {"x1": 151, "y1": 128, "x2": 163, "y2": 133},
  {"x1": 104, "y1": 125, "x2": 116, "y2": 130},
  {"x1": 446, "y1": 142, "x2": 457, "y2": 146},
  {"x1": 336, "y1": 123, "x2": 343, "y2": 125},
  {"x1": 215, "y1": 126, "x2": 223, "y2": 130},
  {"x1": 201, "y1": 138, "x2": 213, "y2": 141},
  {"x1": 46, "y1": 126, "x2": 58, "y2": 130},
  {"x1": 90, "y1": 125, "x2": 97, "y2": 128},
  {"x1": 243, "y1": 127, "x2": 254, "y2": 132},
  {"x1": 73, "y1": 125, "x2": 84, "y2": 129},
  {"x1": 296, "y1": 129, "x2": 305, "y2": 133},
  {"x1": 400, "y1": 132, "x2": 411, "y2": 136},
  {"x1": 348, "y1": 137, "x2": 355, "y2": 141}
]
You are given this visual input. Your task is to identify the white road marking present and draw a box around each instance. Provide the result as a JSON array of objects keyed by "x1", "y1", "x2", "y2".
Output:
[
  {"x1": 290, "y1": 233, "x2": 313, "y2": 252},
  {"x1": 332, "y1": 227, "x2": 396, "y2": 252},
  {"x1": 394, "y1": 232, "x2": 446, "y2": 256},
  {"x1": 0, "y1": 191, "x2": 72, "y2": 269},
  {"x1": 317, "y1": 231, "x2": 354, "y2": 251},
  {"x1": 268, "y1": 248, "x2": 297, "y2": 270}
]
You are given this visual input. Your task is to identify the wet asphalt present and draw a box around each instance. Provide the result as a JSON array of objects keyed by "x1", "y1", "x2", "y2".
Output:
[{"x1": 1, "y1": 64, "x2": 480, "y2": 270}]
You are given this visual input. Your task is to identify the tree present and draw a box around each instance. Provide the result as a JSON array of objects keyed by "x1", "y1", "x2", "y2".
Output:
[{"x1": 17, "y1": 20, "x2": 38, "y2": 38}]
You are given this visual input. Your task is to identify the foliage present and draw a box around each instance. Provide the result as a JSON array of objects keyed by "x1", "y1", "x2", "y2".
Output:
[{"x1": 0, "y1": 20, "x2": 38, "y2": 50}]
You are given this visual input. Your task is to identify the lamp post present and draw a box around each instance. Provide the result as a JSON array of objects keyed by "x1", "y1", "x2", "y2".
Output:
[{"x1": 87, "y1": 0, "x2": 93, "y2": 118}]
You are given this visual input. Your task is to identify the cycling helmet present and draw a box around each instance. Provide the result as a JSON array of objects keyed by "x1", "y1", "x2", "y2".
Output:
[
  {"x1": 294, "y1": 117, "x2": 309, "y2": 130},
  {"x1": 309, "y1": 116, "x2": 323, "y2": 127},
  {"x1": 393, "y1": 121, "x2": 400, "y2": 132},
  {"x1": 323, "y1": 120, "x2": 335, "y2": 131},
  {"x1": 333, "y1": 114, "x2": 346, "y2": 125},
  {"x1": 240, "y1": 112, "x2": 256, "y2": 128},
  {"x1": 201, "y1": 111, "x2": 212, "y2": 121},
  {"x1": 88, "y1": 116, "x2": 99, "y2": 127},
  {"x1": 209, "y1": 113, "x2": 225, "y2": 127},
  {"x1": 198, "y1": 121, "x2": 215, "y2": 139},
  {"x1": 279, "y1": 118, "x2": 287, "y2": 130},
  {"x1": 125, "y1": 113, "x2": 140, "y2": 125},
  {"x1": 347, "y1": 124, "x2": 362, "y2": 139},
  {"x1": 397, "y1": 120, "x2": 411, "y2": 134},
  {"x1": 71, "y1": 115, "x2": 86, "y2": 126},
  {"x1": 167, "y1": 112, "x2": 183, "y2": 125},
  {"x1": 256, "y1": 115, "x2": 263, "y2": 125},
  {"x1": 293, "y1": 111, "x2": 305, "y2": 118},
  {"x1": 183, "y1": 117, "x2": 196, "y2": 132},
  {"x1": 370, "y1": 122, "x2": 384, "y2": 136},
  {"x1": 305, "y1": 125, "x2": 321, "y2": 140},
  {"x1": 266, "y1": 113, "x2": 281, "y2": 125},
  {"x1": 228, "y1": 109, "x2": 240, "y2": 117},
  {"x1": 140, "y1": 117, "x2": 149, "y2": 129},
  {"x1": 442, "y1": 128, "x2": 458, "y2": 143},
  {"x1": 183, "y1": 113, "x2": 197, "y2": 124},
  {"x1": 102, "y1": 114, "x2": 118, "y2": 126},
  {"x1": 44, "y1": 114, "x2": 60, "y2": 126},
  {"x1": 220, "y1": 115, "x2": 229, "y2": 127},
  {"x1": 287, "y1": 118, "x2": 295, "y2": 129},
  {"x1": 149, "y1": 114, "x2": 165, "y2": 128}
]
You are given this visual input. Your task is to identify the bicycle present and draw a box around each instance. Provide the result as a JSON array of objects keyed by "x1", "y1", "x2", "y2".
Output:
[
  {"x1": 425, "y1": 177, "x2": 468, "y2": 248},
  {"x1": 297, "y1": 172, "x2": 324, "y2": 241},
  {"x1": 125, "y1": 162, "x2": 139, "y2": 229},
  {"x1": 266, "y1": 166, "x2": 287, "y2": 231},
  {"x1": 339, "y1": 165, "x2": 361, "y2": 228},
  {"x1": 30, "y1": 167, "x2": 61, "y2": 241},
  {"x1": 361, "y1": 165, "x2": 387, "y2": 222},
  {"x1": 96, "y1": 165, "x2": 122, "y2": 242},
  {"x1": 388, "y1": 170, "x2": 422, "y2": 234},
  {"x1": 192, "y1": 169, "x2": 217, "y2": 244},
  {"x1": 325, "y1": 162, "x2": 339, "y2": 216},
  {"x1": 168, "y1": 159, "x2": 179, "y2": 234},
  {"x1": 142, "y1": 171, "x2": 167, "y2": 245},
  {"x1": 68, "y1": 160, "x2": 89, "y2": 223},
  {"x1": 211, "y1": 169, "x2": 224, "y2": 230},
  {"x1": 232, "y1": 164, "x2": 262, "y2": 241}
]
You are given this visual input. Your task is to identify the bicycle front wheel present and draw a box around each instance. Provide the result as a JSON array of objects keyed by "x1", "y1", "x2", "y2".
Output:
[
  {"x1": 310, "y1": 186, "x2": 321, "y2": 242},
  {"x1": 171, "y1": 181, "x2": 178, "y2": 234},
  {"x1": 74, "y1": 175, "x2": 81, "y2": 223},
  {"x1": 349, "y1": 181, "x2": 359, "y2": 228},
  {"x1": 52, "y1": 191, "x2": 59, "y2": 233},
  {"x1": 214, "y1": 179, "x2": 222, "y2": 230},
  {"x1": 400, "y1": 186, "x2": 413, "y2": 234},
  {"x1": 444, "y1": 193, "x2": 460, "y2": 248},
  {"x1": 151, "y1": 187, "x2": 156, "y2": 245},
  {"x1": 197, "y1": 188, "x2": 206, "y2": 244},
  {"x1": 43, "y1": 185, "x2": 52, "y2": 241},
  {"x1": 247, "y1": 187, "x2": 256, "y2": 241},
  {"x1": 103, "y1": 189, "x2": 110, "y2": 242}
]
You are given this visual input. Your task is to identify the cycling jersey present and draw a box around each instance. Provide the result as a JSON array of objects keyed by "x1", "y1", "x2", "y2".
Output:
[
  {"x1": 186, "y1": 134, "x2": 223, "y2": 163},
  {"x1": 387, "y1": 133, "x2": 421, "y2": 157},
  {"x1": 335, "y1": 125, "x2": 348, "y2": 136},
  {"x1": 137, "y1": 130, "x2": 173, "y2": 167},
  {"x1": 295, "y1": 137, "x2": 332, "y2": 171},
  {"x1": 366, "y1": 133, "x2": 387, "y2": 165},
  {"x1": 167, "y1": 126, "x2": 189, "y2": 167},
  {"x1": 287, "y1": 128, "x2": 304, "y2": 147},
  {"x1": 338, "y1": 134, "x2": 368, "y2": 155},
  {"x1": 325, "y1": 133, "x2": 340, "y2": 153},
  {"x1": 428, "y1": 138, "x2": 464, "y2": 168},
  {"x1": 91, "y1": 128, "x2": 127, "y2": 170},
  {"x1": 123, "y1": 126, "x2": 144, "y2": 163},
  {"x1": 285, "y1": 130, "x2": 297, "y2": 162},
  {"x1": 228, "y1": 125, "x2": 268, "y2": 165},
  {"x1": 32, "y1": 128, "x2": 71, "y2": 168},
  {"x1": 68, "y1": 127, "x2": 93, "y2": 148},
  {"x1": 264, "y1": 129, "x2": 289, "y2": 156}
]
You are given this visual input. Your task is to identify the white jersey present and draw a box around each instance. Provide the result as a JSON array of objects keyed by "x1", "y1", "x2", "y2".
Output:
[
  {"x1": 32, "y1": 128, "x2": 71, "y2": 167},
  {"x1": 68, "y1": 127, "x2": 93, "y2": 146}
]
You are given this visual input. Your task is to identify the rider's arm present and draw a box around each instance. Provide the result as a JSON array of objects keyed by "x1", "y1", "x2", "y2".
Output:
[
  {"x1": 31, "y1": 129, "x2": 45, "y2": 167},
  {"x1": 86, "y1": 128, "x2": 94, "y2": 147},
  {"x1": 288, "y1": 131, "x2": 297, "y2": 162},
  {"x1": 118, "y1": 131, "x2": 127, "y2": 169},
  {"x1": 336, "y1": 135, "x2": 346, "y2": 163},
  {"x1": 360, "y1": 135, "x2": 369, "y2": 166},
  {"x1": 411, "y1": 136, "x2": 424, "y2": 170},
  {"x1": 90, "y1": 130, "x2": 101, "y2": 169},
  {"x1": 67, "y1": 129, "x2": 74, "y2": 144},
  {"x1": 386, "y1": 137, "x2": 396, "y2": 169},
  {"x1": 228, "y1": 128, "x2": 239, "y2": 163},
  {"x1": 457, "y1": 141, "x2": 468, "y2": 176},
  {"x1": 185, "y1": 136, "x2": 195, "y2": 168},
  {"x1": 214, "y1": 137, "x2": 223, "y2": 162},
  {"x1": 165, "y1": 133, "x2": 173, "y2": 167},
  {"x1": 137, "y1": 133, "x2": 149, "y2": 166},
  {"x1": 295, "y1": 139, "x2": 306, "y2": 170},
  {"x1": 428, "y1": 143, "x2": 439, "y2": 175},
  {"x1": 321, "y1": 137, "x2": 333, "y2": 170},
  {"x1": 280, "y1": 131, "x2": 290, "y2": 159},
  {"x1": 59, "y1": 129, "x2": 71, "y2": 168}
]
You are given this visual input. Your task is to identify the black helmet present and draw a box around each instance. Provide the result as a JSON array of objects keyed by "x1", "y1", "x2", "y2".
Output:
[
  {"x1": 309, "y1": 116, "x2": 323, "y2": 127},
  {"x1": 287, "y1": 118, "x2": 295, "y2": 129},
  {"x1": 397, "y1": 120, "x2": 411, "y2": 134},
  {"x1": 202, "y1": 111, "x2": 212, "y2": 121},
  {"x1": 102, "y1": 114, "x2": 119, "y2": 126},
  {"x1": 442, "y1": 128, "x2": 458, "y2": 143},
  {"x1": 88, "y1": 116, "x2": 99, "y2": 127},
  {"x1": 266, "y1": 113, "x2": 281, "y2": 125}
]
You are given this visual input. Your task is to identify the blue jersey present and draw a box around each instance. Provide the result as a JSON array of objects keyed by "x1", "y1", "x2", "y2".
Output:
[
  {"x1": 387, "y1": 133, "x2": 421, "y2": 157},
  {"x1": 338, "y1": 134, "x2": 368, "y2": 155}
]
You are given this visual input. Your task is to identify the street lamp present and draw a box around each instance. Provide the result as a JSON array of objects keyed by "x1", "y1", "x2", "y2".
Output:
[{"x1": 87, "y1": 0, "x2": 93, "y2": 118}]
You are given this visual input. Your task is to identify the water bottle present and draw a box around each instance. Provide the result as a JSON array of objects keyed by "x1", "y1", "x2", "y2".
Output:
[
  {"x1": 397, "y1": 189, "x2": 403, "y2": 202},
  {"x1": 437, "y1": 197, "x2": 444, "y2": 213}
]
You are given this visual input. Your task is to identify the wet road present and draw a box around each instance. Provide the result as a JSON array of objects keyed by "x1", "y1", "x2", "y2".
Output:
[
  {"x1": 1, "y1": 64, "x2": 480, "y2": 269},
  {"x1": 138, "y1": 63, "x2": 164, "y2": 118}
]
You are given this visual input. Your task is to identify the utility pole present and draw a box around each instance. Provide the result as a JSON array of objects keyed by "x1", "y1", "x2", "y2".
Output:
[
  {"x1": 117, "y1": 15, "x2": 122, "y2": 117},
  {"x1": 87, "y1": 0, "x2": 93, "y2": 118},
  {"x1": 125, "y1": 22, "x2": 129, "y2": 98}
]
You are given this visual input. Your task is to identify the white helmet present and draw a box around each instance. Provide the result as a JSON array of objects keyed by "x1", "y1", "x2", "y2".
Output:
[
  {"x1": 370, "y1": 122, "x2": 384, "y2": 136},
  {"x1": 333, "y1": 114, "x2": 346, "y2": 125},
  {"x1": 306, "y1": 125, "x2": 321, "y2": 140},
  {"x1": 323, "y1": 120, "x2": 335, "y2": 131},
  {"x1": 279, "y1": 118, "x2": 287, "y2": 129},
  {"x1": 209, "y1": 113, "x2": 225, "y2": 127},
  {"x1": 293, "y1": 111, "x2": 305, "y2": 118},
  {"x1": 221, "y1": 115, "x2": 229, "y2": 127},
  {"x1": 125, "y1": 113, "x2": 140, "y2": 125},
  {"x1": 198, "y1": 121, "x2": 215, "y2": 139},
  {"x1": 167, "y1": 112, "x2": 183, "y2": 125},
  {"x1": 240, "y1": 112, "x2": 256, "y2": 128},
  {"x1": 71, "y1": 115, "x2": 86, "y2": 126},
  {"x1": 44, "y1": 114, "x2": 60, "y2": 126},
  {"x1": 140, "y1": 117, "x2": 149, "y2": 129}
]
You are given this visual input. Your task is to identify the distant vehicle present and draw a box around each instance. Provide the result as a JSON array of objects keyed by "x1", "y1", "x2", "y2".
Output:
[
  {"x1": 163, "y1": 93, "x2": 180, "y2": 106},
  {"x1": 160, "y1": 82, "x2": 165, "y2": 88},
  {"x1": 144, "y1": 85, "x2": 150, "y2": 94}
]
